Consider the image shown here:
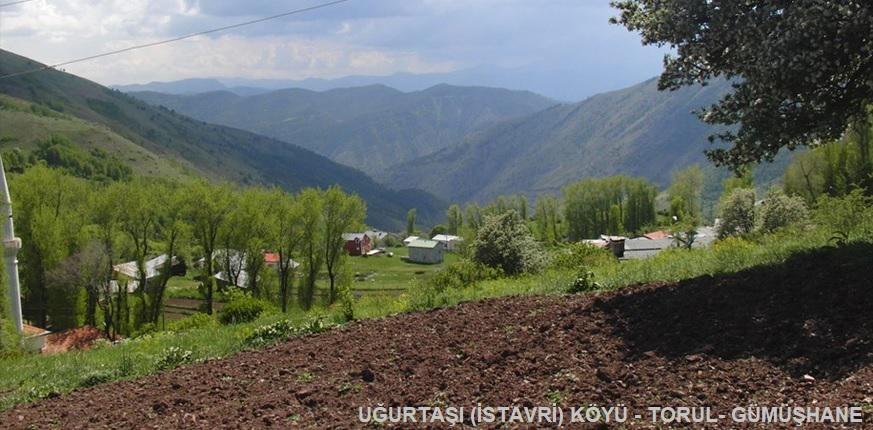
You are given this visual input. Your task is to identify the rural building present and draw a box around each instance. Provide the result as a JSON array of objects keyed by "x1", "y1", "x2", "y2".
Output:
[
  {"x1": 432, "y1": 234, "x2": 463, "y2": 251},
  {"x1": 623, "y1": 237, "x2": 673, "y2": 259},
  {"x1": 643, "y1": 230, "x2": 671, "y2": 241},
  {"x1": 406, "y1": 239, "x2": 443, "y2": 264},
  {"x1": 342, "y1": 233, "x2": 372, "y2": 256},
  {"x1": 403, "y1": 235, "x2": 419, "y2": 246},
  {"x1": 22, "y1": 324, "x2": 50, "y2": 353},
  {"x1": 113, "y1": 254, "x2": 185, "y2": 292},
  {"x1": 365, "y1": 230, "x2": 389, "y2": 245},
  {"x1": 263, "y1": 252, "x2": 300, "y2": 269}
]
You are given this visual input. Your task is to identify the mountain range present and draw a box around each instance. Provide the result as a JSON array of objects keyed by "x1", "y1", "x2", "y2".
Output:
[
  {"x1": 385, "y1": 78, "x2": 738, "y2": 202},
  {"x1": 128, "y1": 85, "x2": 555, "y2": 173},
  {"x1": 0, "y1": 49, "x2": 444, "y2": 230},
  {"x1": 111, "y1": 64, "x2": 656, "y2": 102}
]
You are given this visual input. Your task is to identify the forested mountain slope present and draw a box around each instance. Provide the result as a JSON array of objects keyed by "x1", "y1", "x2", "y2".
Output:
[
  {"x1": 129, "y1": 84, "x2": 555, "y2": 173},
  {"x1": 385, "y1": 78, "x2": 741, "y2": 202},
  {"x1": 0, "y1": 49, "x2": 443, "y2": 229}
]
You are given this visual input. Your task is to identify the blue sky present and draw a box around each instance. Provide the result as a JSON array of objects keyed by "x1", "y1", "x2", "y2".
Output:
[{"x1": 0, "y1": 0, "x2": 667, "y2": 99}]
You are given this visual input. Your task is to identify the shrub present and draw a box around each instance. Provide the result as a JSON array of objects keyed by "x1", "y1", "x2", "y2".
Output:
[
  {"x1": 167, "y1": 312, "x2": 216, "y2": 332},
  {"x1": 132, "y1": 323, "x2": 157, "y2": 338},
  {"x1": 155, "y1": 346, "x2": 193, "y2": 370},
  {"x1": 717, "y1": 188, "x2": 756, "y2": 238},
  {"x1": 757, "y1": 188, "x2": 810, "y2": 233},
  {"x1": 814, "y1": 189, "x2": 873, "y2": 242},
  {"x1": 218, "y1": 294, "x2": 273, "y2": 325},
  {"x1": 79, "y1": 370, "x2": 115, "y2": 388},
  {"x1": 550, "y1": 242, "x2": 614, "y2": 271},
  {"x1": 567, "y1": 270, "x2": 601, "y2": 294},
  {"x1": 245, "y1": 317, "x2": 333, "y2": 347},
  {"x1": 431, "y1": 260, "x2": 501, "y2": 291},
  {"x1": 245, "y1": 319, "x2": 297, "y2": 347},
  {"x1": 471, "y1": 210, "x2": 546, "y2": 275}
]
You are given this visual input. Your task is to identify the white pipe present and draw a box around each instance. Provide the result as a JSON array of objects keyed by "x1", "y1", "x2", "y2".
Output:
[{"x1": 0, "y1": 158, "x2": 23, "y2": 334}]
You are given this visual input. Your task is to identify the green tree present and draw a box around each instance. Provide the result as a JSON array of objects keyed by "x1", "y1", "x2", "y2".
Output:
[
  {"x1": 717, "y1": 188, "x2": 756, "y2": 239},
  {"x1": 10, "y1": 166, "x2": 87, "y2": 327},
  {"x1": 757, "y1": 188, "x2": 810, "y2": 233},
  {"x1": 406, "y1": 208, "x2": 417, "y2": 236},
  {"x1": 446, "y1": 204, "x2": 463, "y2": 235},
  {"x1": 115, "y1": 179, "x2": 160, "y2": 327},
  {"x1": 89, "y1": 182, "x2": 124, "y2": 338},
  {"x1": 149, "y1": 182, "x2": 189, "y2": 323},
  {"x1": 464, "y1": 203, "x2": 482, "y2": 232},
  {"x1": 668, "y1": 165, "x2": 704, "y2": 226},
  {"x1": 185, "y1": 181, "x2": 232, "y2": 315},
  {"x1": 784, "y1": 115, "x2": 873, "y2": 201},
  {"x1": 272, "y1": 191, "x2": 303, "y2": 313},
  {"x1": 611, "y1": 1, "x2": 873, "y2": 170},
  {"x1": 322, "y1": 186, "x2": 365, "y2": 303},
  {"x1": 471, "y1": 210, "x2": 544, "y2": 275},
  {"x1": 298, "y1": 189, "x2": 323, "y2": 310},
  {"x1": 534, "y1": 195, "x2": 562, "y2": 244},
  {"x1": 563, "y1": 176, "x2": 657, "y2": 240}
]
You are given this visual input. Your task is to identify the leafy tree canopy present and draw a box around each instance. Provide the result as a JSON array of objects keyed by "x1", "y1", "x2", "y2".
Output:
[{"x1": 611, "y1": 1, "x2": 873, "y2": 170}]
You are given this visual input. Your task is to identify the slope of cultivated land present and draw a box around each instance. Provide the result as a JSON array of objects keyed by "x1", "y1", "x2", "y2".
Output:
[{"x1": 4, "y1": 243, "x2": 872, "y2": 429}]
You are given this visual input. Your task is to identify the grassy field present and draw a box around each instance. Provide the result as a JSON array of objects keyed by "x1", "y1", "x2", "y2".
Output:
[{"x1": 345, "y1": 246, "x2": 460, "y2": 292}]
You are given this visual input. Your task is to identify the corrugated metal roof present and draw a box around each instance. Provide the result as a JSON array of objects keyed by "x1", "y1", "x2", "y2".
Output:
[
  {"x1": 113, "y1": 254, "x2": 178, "y2": 280},
  {"x1": 432, "y1": 234, "x2": 462, "y2": 242},
  {"x1": 342, "y1": 233, "x2": 368, "y2": 241},
  {"x1": 407, "y1": 239, "x2": 441, "y2": 249}
]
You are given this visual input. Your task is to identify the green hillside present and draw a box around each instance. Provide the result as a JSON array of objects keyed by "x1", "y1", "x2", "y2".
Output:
[
  {"x1": 129, "y1": 84, "x2": 556, "y2": 174},
  {"x1": 0, "y1": 94, "x2": 191, "y2": 179},
  {"x1": 0, "y1": 49, "x2": 444, "y2": 229},
  {"x1": 385, "y1": 78, "x2": 795, "y2": 203}
]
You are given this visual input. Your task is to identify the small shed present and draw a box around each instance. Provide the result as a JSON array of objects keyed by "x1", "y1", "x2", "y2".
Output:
[
  {"x1": 406, "y1": 239, "x2": 443, "y2": 264},
  {"x1": 431, "y1": 234, "x2": 463, "y2": 251},
  {"x1": 22, "y1": 324, "x2": 51, "y2": 353},
  {"x1": 343, "y1": 233, "x2": 372, "y2": 256}
]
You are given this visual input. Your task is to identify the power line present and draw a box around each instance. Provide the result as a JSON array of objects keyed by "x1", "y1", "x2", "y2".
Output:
[
  {"x1": 0, "y1": 0, "x2": 38, "y2": 8},
  {"x1": 0, "y1": 0, "x2": 352, "y2": 80}
]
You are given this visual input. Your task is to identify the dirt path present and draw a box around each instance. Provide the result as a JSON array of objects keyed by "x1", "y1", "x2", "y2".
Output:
[{"x1": 4, "y1": 245, "x2": 873, "y2": 429}]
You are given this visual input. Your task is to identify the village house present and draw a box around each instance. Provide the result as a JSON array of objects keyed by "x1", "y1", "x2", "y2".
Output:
[
  {"x1": 406, "y1": 239, "x2": 443, "y2": 264},
  {"x1": 112, "y1": 254, "x2": 185, "y2": 292},
  {"x1": 342, "y1": 233, "x2": 372, "y2": 256},
  {"x1": 431, "y1": 234, "x2": 463, "y2": 251},
  {"x1": 364, "y1": 230, "x2": 389, "y2": 246},
  {"x1": 215, "y1": 251, "x2": 299, "y2": 288},
  {"x1": 402, "y1": 235, "x2": 419, "y2": 246}
]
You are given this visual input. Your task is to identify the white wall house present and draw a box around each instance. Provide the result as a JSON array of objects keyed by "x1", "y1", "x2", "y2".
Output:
[
  {"x1": 431, "y1": 234, "x2": 463, "y2": 251},
  {"x1": 407, "y1": 239, "x2": 443, "y2": 264}
]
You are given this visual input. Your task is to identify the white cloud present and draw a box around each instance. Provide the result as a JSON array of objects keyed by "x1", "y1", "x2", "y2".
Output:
[{"x1": 0, "y1": 0, "x2": 664, "y2": 90}]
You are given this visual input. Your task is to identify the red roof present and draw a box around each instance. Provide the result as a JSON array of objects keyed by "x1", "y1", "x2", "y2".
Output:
[
  {"x1": 263, "y1": 252, "x2": 280, "y2": 264},
  {"x1": 643, "y1": 230, "x2": 670, "y2": 241}
]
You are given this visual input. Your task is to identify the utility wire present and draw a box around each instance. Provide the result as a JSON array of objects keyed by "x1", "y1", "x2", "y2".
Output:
[
  {"x1": 0, "y1": 0, "x2": 38, "y2": 8},
  {"x1": 0, "y1": 0, "x2": 352, "y2": 80}
]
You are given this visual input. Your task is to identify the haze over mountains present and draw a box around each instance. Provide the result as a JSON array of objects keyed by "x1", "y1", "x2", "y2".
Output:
[
  {"x1": 387, "y1": 78, "x2": 736, "y2": 202},
  {"x1": 112, "y1": 64, "x2": 655, "y2": 102},
  {"x1": 2, "y1": 48, "x2": 794, "y2": 228},
  {"x1": 0, "y1": 49, "x2": 444, "y2": 229},
  {"x1": 126, "y1": 74, "x2": 774, "y2": 205},
  {"x1": 130, "y1": 85, "x2": 555, "y2": 173}
]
